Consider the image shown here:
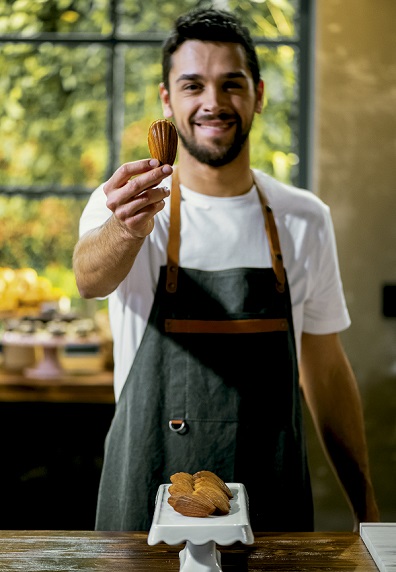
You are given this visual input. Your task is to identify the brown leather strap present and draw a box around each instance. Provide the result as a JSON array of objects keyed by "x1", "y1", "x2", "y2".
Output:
[
  {"x1": 166, "y1": 171, "x2": 286, "y2": 294},
  {"x1": 165, "y1": 318, "x2": 288, "y2": 334},
  {"x1": 256, "y1": 183, "x2": 286, "y2": 293},
  {"x1": 166, "y1": 168, "x2": 181, "y2": 293}
]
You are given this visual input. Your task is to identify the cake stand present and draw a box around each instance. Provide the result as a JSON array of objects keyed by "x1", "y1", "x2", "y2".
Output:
[
  {"x1": 1, "y1": 331, "x2": 101, "y2": 379},
  {"x1": 147, "y1": 483, "x2": 254, "y2": 572}
]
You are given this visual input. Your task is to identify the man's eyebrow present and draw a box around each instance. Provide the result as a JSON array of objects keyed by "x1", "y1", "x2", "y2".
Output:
[
  {"x1": 176, "y1": 71, "x2": 248, "y2": 83},
  {"x1": 224, "y1": 71, "x2": 248, "y2": 80},
  {"x1": 176, "y1": 74, "x2": 202, "y2": 83}
]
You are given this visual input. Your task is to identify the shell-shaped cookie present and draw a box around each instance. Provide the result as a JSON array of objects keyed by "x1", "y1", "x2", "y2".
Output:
[
  {"x1": 148, "y1": 119, "x2": 178, "y2": 165},
  {"x1": 193, "y1": 470, "x2": 233, "y2": 498},
  {"x1": 171, "y1": 493, "x2": 216, "y2": 517},
  {"x1": 170, "y1": 472, "x2": 195, "y2": 486},
  {"x1": 168, "y1": 470, "x2": 232, "y2": 517},
  {"x1": 194, "y1": 485, "x2": 230, "y2": 515}
]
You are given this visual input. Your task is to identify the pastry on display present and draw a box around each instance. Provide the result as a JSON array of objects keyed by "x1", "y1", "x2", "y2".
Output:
[{"x1": 168, "y1": 470, "x2": 233, "y2": 517}]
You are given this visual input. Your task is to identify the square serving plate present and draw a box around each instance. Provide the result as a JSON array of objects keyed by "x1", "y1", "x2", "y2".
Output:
[
  {"x1": 148, "y1": 482, "x2": 254, "y2": 547},
  {"x1": 360, "y1": 523, "x2": 396, "y2": 572}
]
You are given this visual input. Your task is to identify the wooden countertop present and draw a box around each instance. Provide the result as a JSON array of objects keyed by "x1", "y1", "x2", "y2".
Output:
[
  {"x1": 0, "y1": 368, "x2": 115, "y2": 403},
  {"x1": 0, "y1": 531, "x2": 377, "y2": 571}
]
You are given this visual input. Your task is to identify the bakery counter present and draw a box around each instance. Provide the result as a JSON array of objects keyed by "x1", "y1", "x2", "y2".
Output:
[
  {"x1": 0, "y1": 363, "x2": 115, "y2": 529},
  {"x1": 0, "y1": 530, "x2": 379, "y2": 571},
  {"x1": 0, "y1": 320, "x2": 115, "y2": 404},
  {"x1": 0, "y1": 366, "x2": 115, "y2": 403}
]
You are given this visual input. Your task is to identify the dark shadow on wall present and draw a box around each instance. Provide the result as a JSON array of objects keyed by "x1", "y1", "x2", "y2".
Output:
[
  {"x1": 303, "y1": 373, "x2": 396, "y2": 530},
  {"x1": 0, "y1": 402, "x2": 115, "y2": 530}
]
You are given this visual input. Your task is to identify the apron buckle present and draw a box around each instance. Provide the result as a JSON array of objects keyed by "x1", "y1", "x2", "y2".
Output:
[{"x1": 169, "y1": 419, "x2": 187, "y2": 433}]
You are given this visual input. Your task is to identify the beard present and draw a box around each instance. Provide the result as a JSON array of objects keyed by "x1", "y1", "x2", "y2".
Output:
[{"x1": 176, "y1": 114, "x2": 251, "y2": 167}]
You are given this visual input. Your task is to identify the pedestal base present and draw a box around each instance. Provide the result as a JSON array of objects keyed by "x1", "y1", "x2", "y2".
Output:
[
  {"x1": 179, "y1": 541, "x2": 222, "y2": 572},
  {"x1": 148, "y1": 483, "x2": 254, "y2": 572},
  {"x1": 25, "y1": 346, "x2": 63, "y2": 379}
]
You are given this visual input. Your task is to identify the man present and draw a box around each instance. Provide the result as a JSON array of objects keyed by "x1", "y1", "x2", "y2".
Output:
[{"x1": 73, "y1": 8, "x2": 379, "y2": 532}]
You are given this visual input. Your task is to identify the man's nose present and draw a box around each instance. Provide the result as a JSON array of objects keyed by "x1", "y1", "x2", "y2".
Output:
[{"x1": 202, "y1": 86, "x2": 227, "y2": 113}]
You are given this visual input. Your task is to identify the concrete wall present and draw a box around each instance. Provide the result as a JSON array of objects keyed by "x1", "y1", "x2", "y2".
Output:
[{"x1": 306, "y1": 0, "x2": 396, "y2": 529}]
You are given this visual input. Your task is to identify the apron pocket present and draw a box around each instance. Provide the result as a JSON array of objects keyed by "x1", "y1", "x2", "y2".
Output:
[{"x1": 163, "y1": 419, "x2": 238, "y2": 483}]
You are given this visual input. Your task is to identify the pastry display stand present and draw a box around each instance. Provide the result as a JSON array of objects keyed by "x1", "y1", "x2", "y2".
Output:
[
  {"x1": 148, "y1": 483, "x2": 254, "y2": 572},
  {"x1": 1, "y1": 331, "x2": 102, "y2": 379}
]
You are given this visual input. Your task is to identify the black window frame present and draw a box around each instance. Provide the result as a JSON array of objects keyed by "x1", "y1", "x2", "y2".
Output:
[{"x1": 0, "y1": 0, "x2": 314, "y2": 198}]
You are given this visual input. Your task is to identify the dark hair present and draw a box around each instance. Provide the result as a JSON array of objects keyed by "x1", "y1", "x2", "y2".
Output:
[{"x1": 162, "y1": 8, "x2": 261, "y2": 90}]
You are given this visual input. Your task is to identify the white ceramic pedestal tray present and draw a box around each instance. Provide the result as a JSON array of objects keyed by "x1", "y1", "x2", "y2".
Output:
[
  {"x1": 148, "y1": 483, "x2": 254, "y2": 572},
  {"x1": 1, "y1": 331, "x2": 101, "y2": 379}
]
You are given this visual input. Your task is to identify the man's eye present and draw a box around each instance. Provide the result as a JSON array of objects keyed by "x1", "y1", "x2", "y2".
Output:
[
  {"x1": 184, "y1": 83, "x2": 201, "y2": 91},
  {"x1": 224, "y1": 81, "x2": 244, "y2": 90}
]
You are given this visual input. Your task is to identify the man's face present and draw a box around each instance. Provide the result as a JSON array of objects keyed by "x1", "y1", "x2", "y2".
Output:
[{"x1": 160, "y1": 40, "x2": 263, "y2": 167}]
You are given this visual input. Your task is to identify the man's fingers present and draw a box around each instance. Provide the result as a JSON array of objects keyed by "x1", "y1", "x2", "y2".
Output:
[
  {"x1": 115, "y1": 194, "x2": 168, "y2": 239},
  {"x1": 105, "y1": 162, "x2": 173, "y2": 209},
  {"x1": 105, "y1": 159, "x2": 172, "y2": 194},
  {"x1": 106, "y1": 159, "x2": 160, "y2": 189},
  {"x1": 103, "y1": 159, "x2": 173, "y2": 239},
  {"x1": 114, "y1": 186, "x2": 170, "y2": 223}
]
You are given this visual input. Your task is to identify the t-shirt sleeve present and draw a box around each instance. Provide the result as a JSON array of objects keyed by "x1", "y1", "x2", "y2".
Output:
[
  {"x1": 79, "y1": 183, "x2": 112, "y2": 238},
  {"x1": 302, "y1": 207, "x2": 351, "y2": 334}
]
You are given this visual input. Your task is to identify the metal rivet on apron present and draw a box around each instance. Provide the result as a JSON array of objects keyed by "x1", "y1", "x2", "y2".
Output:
[
  {"x1": 169, "y1": 419, "x2": 186, "y2": 433},
  {"x1": 168, "y1": 282, "x2": 176, "y2": 291},
  {"x1": 265, "y1": 205, "x2": 272, "y2": 212},
  {"x1": 170, "y1": 266, "x2": 177, "y2": 273},
  {"x1": 276, "y1": 253, "x2": 283, "y2": 261}
]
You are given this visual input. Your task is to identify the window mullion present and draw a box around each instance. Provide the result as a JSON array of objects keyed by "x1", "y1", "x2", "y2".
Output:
[
  {"x1": 106, "y1": 44, "x2": 126, "y2": 178},
  {"x1": 296, "y1": 0, "x2": 314, "y2": 189}
]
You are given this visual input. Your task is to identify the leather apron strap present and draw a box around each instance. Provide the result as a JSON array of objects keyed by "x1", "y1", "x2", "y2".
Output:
[
  {"x1": 165, "y1": 169, "x2": 287, "y2": 334},
  {"x1": 257, "y1": 191, "x2": 286, "y2": 294},
  {"x1": 166, "y1": 168, "x2": 181, "y2": 294},
  {"x1": 167, "y1": 169, "x2": 286, "y2": 294}
]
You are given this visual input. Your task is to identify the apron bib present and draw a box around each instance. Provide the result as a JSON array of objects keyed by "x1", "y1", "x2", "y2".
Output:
[{"x1": 95, "y1": 171, "x2": 313, "y2": 531}]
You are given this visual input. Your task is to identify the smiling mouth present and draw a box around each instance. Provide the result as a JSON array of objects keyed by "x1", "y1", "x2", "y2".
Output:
[
  {"x1": 194, "y1": 119, "x2": 236, "y2": 134},
  {"x1": 197, "y1": 123, "x2": 233, "y2": 130},
  {"x1": 193, "y1": 114, "x2": 236, "y2": 129}
]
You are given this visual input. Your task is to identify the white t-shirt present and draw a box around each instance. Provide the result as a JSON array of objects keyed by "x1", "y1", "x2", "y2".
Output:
[{"x1": 79, "y1": 169, "x2": 350, "y2": 401}]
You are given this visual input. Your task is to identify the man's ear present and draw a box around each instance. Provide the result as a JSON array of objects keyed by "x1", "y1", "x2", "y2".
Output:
[
  {"x1": 159, "y1": 82, "x2": 173, "y2": 118},
  {"x1": 255, "y1": 79, "x2": 265, "y2": 114}
]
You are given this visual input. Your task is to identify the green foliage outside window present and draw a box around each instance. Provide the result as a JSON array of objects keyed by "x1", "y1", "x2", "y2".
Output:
[{"x1": 0, "y1": 0, "x2": 302, "y2": 309}]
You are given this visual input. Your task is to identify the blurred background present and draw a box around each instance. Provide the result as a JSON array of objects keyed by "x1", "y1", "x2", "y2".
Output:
[{"x1": 0, "y1": 0, "x2": 395, "y2": 530}]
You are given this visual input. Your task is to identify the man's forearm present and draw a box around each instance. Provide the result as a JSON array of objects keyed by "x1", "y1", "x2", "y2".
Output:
[
  {"x1": 300, "y1": 333, "x2": 380, "y2": 530},
  {"x1": 73, "y1": 159, "x2": 171, "y2": 298},
  {"x1": 309, "y1": 353, "x2": 378, "y2": 522},
  {"x1": 73, "y1": 215, "x2": 145, "y2": 299},
  {"x1": 319, "y1": 404, "x2": 379, "y2": 529}
]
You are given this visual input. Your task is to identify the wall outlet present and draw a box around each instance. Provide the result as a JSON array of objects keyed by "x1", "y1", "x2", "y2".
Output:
[{"x1": 382, "y1": 284, "x2": 396, "y2": 317}]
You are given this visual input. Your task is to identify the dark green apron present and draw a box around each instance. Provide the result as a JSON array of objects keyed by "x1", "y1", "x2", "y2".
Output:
[{"x1": 95, "y1": 170, "x2": 313, "y2": 532}]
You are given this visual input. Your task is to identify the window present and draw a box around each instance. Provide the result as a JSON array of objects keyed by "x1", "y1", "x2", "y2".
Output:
[{"x1": 0, "y1": 0, "x2": 313, "y2": 312}]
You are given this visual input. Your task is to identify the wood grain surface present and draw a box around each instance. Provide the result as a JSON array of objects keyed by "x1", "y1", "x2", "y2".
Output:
[{"x1": 0, "y1": 531, "x2": 377, "y2": 571}]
